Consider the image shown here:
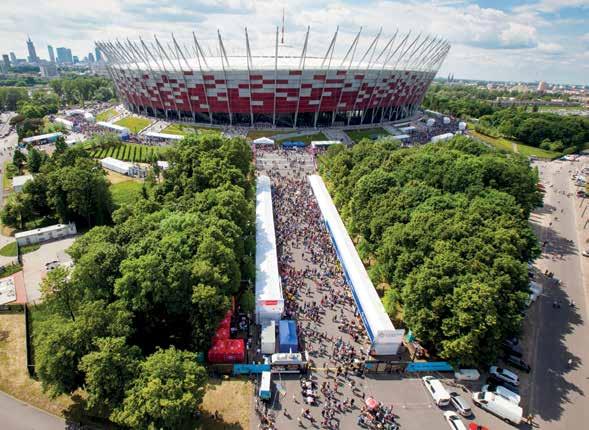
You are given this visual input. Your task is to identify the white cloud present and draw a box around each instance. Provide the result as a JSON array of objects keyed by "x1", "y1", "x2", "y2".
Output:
[
  {"x1": 0, "y1": 0, "x2": 586, "y2": 84},
  {"x1": 515, "y1": 0, "x2": 589, "y2": 14}
]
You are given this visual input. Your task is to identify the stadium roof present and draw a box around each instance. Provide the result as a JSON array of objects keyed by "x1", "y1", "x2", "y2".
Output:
[{"x1": 98, "y1": 29, "x2": 450, "y2": 73}]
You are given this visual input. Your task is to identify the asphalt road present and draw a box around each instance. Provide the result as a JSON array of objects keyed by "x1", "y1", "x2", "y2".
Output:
[
  {"x1": 526, "y1": 157, "x2": 589, "y2": 428},
  {"x1": 0, "y1": 391, "x2": 65, "y2": 430}
]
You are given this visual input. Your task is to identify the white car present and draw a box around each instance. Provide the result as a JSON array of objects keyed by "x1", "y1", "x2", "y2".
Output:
[
  {"x1": 489, "y1": 366, "x2": 519, "y2": 386},
  {"x1": 482, "y1": 383, "x2": 521, "y2": 405},
  {"x1": 443, "y1": 411, "x2": 467, "y2": 430}
]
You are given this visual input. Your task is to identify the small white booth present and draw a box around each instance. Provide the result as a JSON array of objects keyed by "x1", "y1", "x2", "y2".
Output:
[{"x1": 253, "y1": 137, "x2": 275, "y2": 146}]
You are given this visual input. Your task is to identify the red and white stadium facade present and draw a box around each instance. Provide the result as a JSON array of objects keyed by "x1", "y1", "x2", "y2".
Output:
[{"x1": 96, "y1": 28, "x2": 450, "y2": 128}]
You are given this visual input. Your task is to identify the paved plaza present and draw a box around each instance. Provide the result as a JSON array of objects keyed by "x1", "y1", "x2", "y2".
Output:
[{"x1": 252, "y1": 147, "x2": 529, "y2": 430}]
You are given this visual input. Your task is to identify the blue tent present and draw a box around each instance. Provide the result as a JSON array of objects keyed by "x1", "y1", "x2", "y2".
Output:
[
  {"x1": 278, "y1": 320, "x2": 298, "y2": 353},
  {"x1": 282, "y1": 141, "x2": 305, "y2": 149}
]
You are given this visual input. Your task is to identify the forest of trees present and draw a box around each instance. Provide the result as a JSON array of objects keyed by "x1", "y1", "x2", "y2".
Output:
[
  {"x1": 318, "y1": 136, "x2": 542, "y2": 366},
  {"x1": 2, "y1": 141, "x2": 113, "y2": 230},
  {"x1": 33, "y1": 133, "x2": 254, "y2": 428},
  {"x1": 477, "y1": 109, "x2": 589, "y2": 152}
]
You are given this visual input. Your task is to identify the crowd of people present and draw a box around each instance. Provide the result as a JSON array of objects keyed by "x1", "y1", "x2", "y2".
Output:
[{"x1": 254, "y1": 146, "x2": 397, "y2": 429}]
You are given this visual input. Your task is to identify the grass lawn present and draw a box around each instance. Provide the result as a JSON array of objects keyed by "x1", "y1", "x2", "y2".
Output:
[
  {"x1": 161, "y1": 123, "x2": 220, "y2": 136},
  {"x1": 0, "y1": 312, "x2": 73, "y2": 416},
  {"x1": 0, "y1": 263, "x2": 22, "y2": 278},
  {"x1": 346, "y1": 127, "x2": 391, "y2": 143},
  {"x1": 276, "y1": 132, "x2": 329, "y2": 145},
  {"x1": 20, "y1": 243, "x2": 41, "y2": 255},
  {"x1": 95, "y1": 108, "x2": 118, "y2": 122},
  {"x1": 246, "y1": 129, "x2": 292, "y2": 140},
  {"x1": 198, "y1": 377, "x2": 252, "y2": 430},
  {"x1": 110, "y1": 180, "x2": 144, "y2": 208},
  {"x1": 0, "y1": 242, "x2": 17, "y2": 257},
  {"x1": 469, "y1": 129, "x2": 561, "y2": 159},
  {"x1": 3, "y1": 160, "x2": 13, "y2": 190},
  {"x1": 114, "y1": 116, "x2": 152, "y2": 133}
]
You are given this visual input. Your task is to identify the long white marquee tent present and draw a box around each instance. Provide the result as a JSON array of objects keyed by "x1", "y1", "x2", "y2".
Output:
[
  {"x1": 308, "y1": 175, "x2": 405, "y2": 355},
  {"x1": 255, "y1": 175, "x2": 284, "y2": 324}
]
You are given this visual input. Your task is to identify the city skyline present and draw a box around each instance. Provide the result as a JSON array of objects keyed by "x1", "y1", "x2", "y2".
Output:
[{"x1": 0, "y1": 0, "x2": 588, "y2": 85}]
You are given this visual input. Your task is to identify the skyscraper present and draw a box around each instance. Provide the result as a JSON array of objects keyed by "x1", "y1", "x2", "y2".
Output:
[
  {"x1": 48, "y1": 45, "x2": 55, "y2": 63},
  {"x1": 26, "y1": 36, "x2": 38, "y2": 63},
  {"x1": 88, "y1": 52, "x2": 95, "y2": 63},
  {"x1": 73, "y1": 56, "x2": 79, "y2": 64},
  {"x1": 9, "y1": 52, "x2": 16, "y2": 63},
  {"x1": 1, "y1": 54, "x2": 10, "y2": 72},
  {"x1": 56, "y1": 47, "x2": 73, "y2": 63},
  {"x1": 95, "y1": 47, "x2": 102, "y2": 62}
]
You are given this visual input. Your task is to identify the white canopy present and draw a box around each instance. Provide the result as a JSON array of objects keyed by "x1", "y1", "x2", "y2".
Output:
[
  {"x1": 255, "y1": 176, "x2": 283, "y2": 323},
  {"x1": 308, "y1": 175, "x2": 404, "y2": 355},
  {"x1": 253, "y1": 137, "x2": 275, "y2": 145},
  {"x1": 311, "y1": 140, "x2": 342, "y2": 148}
]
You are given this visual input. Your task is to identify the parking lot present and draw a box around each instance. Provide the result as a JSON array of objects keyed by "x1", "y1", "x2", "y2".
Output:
[{"x1": 22, "y1": 237, "x2": 76, "y2": 303}]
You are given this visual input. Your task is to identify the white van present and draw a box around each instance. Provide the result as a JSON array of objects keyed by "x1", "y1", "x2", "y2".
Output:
[
  {"x1": 472, "y1": 391, "x2": 522, "y2": 425},
  {"x1": 422, "y1": 376, "x2": 451, "y2": 406},
  {"x1": 482, "y1": 384, "x2": 521, "y2": 405}
]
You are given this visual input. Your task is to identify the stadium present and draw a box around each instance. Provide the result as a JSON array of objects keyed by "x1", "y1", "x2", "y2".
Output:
[{"x1": 96, "y1": 28, "x2": 449, "y2": 128}]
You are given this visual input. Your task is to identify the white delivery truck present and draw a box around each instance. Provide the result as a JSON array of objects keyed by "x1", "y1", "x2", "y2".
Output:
[
  {"x1": 261, "y1": 321, "x2": 276, "y2": 355},
  {"x1": 472, "y1": 391, "x2": 522, "y2": 425},
  {"x1": 422, "y1": 376, "x2": 451, "y2": 407}
]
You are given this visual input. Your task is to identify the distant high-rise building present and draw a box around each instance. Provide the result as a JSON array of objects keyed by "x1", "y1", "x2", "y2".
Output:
[
  {"x1": 9, "y1": 52, "x2": 16, "y2": 63},
  {"x1": 40, "y1": 63, "x2": 59, "y2": 78},
  {"x1": 48, "y1": 45, "x2": 55, "y2": 63},
  {"x1": 73, "y1": 56, "x2": 79, "y2": 64},
  {"x1": 88, "y1": 52, "x2": 95, "y2": 63},
  {"x1": 537, "y1": 81, "x2": 547, "y2": 92},
  {"x1": 26, "y1": 36, "x2": 38, "y2": 63},
  {"x1": 2, "y1": 54, "x2": 10, "y2": 72},
  {"x1": 95, "y1": 47, "x2": 102, "y2": 62},
  {"x1": 56, "y1": 47, "x2": 73, "y2": 63}
]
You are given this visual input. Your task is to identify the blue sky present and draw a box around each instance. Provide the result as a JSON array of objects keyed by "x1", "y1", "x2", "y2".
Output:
[{"x1": 0, "y1": 0, "x2": 587, "y2": 84}]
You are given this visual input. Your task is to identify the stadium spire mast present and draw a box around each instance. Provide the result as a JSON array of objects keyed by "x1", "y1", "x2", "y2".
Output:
[{"x1": 281, "y1": 8, "x2": 285, "y2": 44}]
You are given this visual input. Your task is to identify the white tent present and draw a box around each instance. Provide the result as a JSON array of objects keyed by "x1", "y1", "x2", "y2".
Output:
[
  {"x1": 255, "y1": 176, "x2": 283, "y2": 323},
  {"x1": 308, "y1": 175, "x2": 404, "y2": 355},
  {"x1": 253, "y1": 137, "x2": 275, "y2": 145}
]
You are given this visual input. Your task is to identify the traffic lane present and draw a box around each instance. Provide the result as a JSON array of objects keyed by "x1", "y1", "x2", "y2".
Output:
[
  {"x1": 0, "y1": 391, "x2": 65, "y2": 430},
  {"x1": 529, "y1": 160, "x2": 589, "y2": 428}
]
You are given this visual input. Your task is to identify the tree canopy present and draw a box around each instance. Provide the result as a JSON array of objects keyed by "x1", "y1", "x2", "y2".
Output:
[
  {"x1": 318, "y1": 136, "x2": 541, "y2": 366},
  {"x1": 33, "y1": 133, "x2": 254, "y2": 428}
]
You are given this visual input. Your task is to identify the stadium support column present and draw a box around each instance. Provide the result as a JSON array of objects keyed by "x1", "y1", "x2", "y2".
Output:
[
  {"x1": 139, "y1": 37, "x2": 170, "y2": 120},
  {"x1": 217, "y1": 30, "x2": 233, "y2": 126},
  {"x1": 361, "y1": 31, "x2": 397, "y2": 125},
  {"x1": 124, "y1": 40, "x2": 158, "y2": 118},
  {"x1": 347, "y1": 28, "x2": 381, "y2": 126},
  {"x1": 154, "y1": 36, "x2": 182, "y2": 121},
  {"x1": 272, "y1": 27, "x2": 278, "y2": 128},
  {"x1": 172, "y1": 34, "x2": 196, "y2": 122},
  {"x1": 293, "y1": 26, "x2": 310, "y2": 129},
  {"x1": 314, "y1": 27, "x2": 338, "y2": 129},
  {"x1": 332, "y1": 28, "x2": 362, "y2": 127},
  {"x1": 193, "y1": 33, "x2": 213, "y2": 124},
  {"x1": 245, "y1": 28, "x2": 255, "y2": 127}
]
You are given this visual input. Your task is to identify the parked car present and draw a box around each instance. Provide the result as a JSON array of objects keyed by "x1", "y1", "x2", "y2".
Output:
[
  {"x1": 468, "y1": 424, "x2": 488, "y2": 430},
  {"x1": 443, "y1": 411, "x2": 467, "y2": 430},
  {"x1": 472, "y1": 391, "x2": 523, "y2": 425},
  {"x1": 482, "y1": 383, "x2": 521, "y2": 405},
  {"x1": 582, "y1": 249, "x2": 589, "y2": 257},
  {"x1": 487, "y1": 375, "x2": 520, "y2": 394},
  {"x1": 506, "y1": 355, "x2": 531, "y2": 373},
  {"x1": 422, "y1": 376, "x2": 450, "y2": 407},
  {"x1": 449, "y1": 392, "x2": 472, "y2": 417},
  {"x1": 489, "y1": 366, "x2": 519, "y2": 386},
  {"x1": 577, "y1": 190, "x2": 587, "y2": 197}
]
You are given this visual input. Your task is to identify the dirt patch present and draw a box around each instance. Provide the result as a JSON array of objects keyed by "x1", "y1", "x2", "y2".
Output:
[
  {"x1": 0, "y1": 313, "x2": 72, "y2": 416},
  {"x1": 199, "y1": 377, "x2": 253, "y2": 430},
  {"x1": 106, "y1": 170, "x2": 139, "y2": 185}
]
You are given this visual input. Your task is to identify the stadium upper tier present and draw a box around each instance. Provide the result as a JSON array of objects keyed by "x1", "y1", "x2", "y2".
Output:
[{"x1": 96, "y1": 29, "x2": 449, "y2": 128}]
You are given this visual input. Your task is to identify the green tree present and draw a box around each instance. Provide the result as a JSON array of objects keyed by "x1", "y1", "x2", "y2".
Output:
[
  {"x1": 111, "y1": 347, "x2": 207, "y2": 430},
  {"x1": 39, "y1": 266, "x2": 80, "y2": 321},
  {"x1": 79, "y1": 337, "x2": 141, "y2": 413},
  {"x1": 12, "y1": 150, "x2": 26, "y2": 171},
  {"x1": 27, "y1": 147, "x2": 45, "y2": 173}
]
